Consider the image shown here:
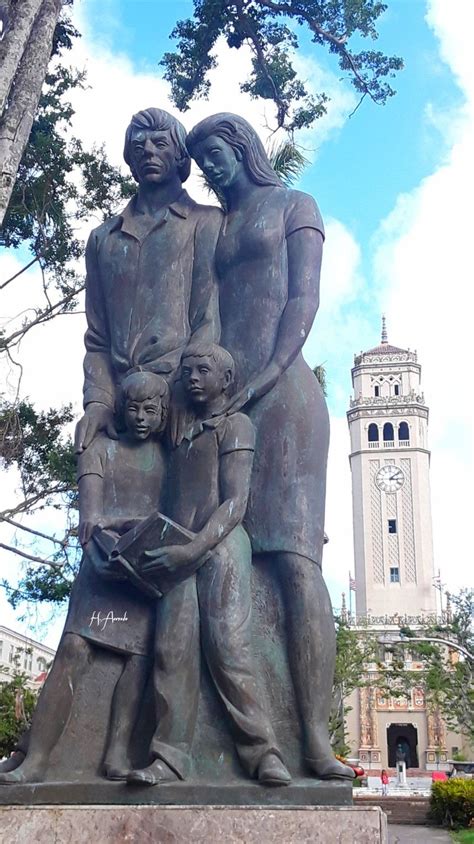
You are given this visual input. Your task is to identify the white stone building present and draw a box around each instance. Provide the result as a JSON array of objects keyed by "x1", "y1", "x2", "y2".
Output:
[
  {"x1": 344, "y1": 320, "x2": 467, "y2": 771},
  {"x1": 0, "y1": 625, "x2": 56, "y2": 687}
]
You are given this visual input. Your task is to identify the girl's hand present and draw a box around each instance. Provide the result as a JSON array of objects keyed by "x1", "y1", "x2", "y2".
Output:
[{"x1": 141, "y1": 544, "x2": 195, "y2": 575}]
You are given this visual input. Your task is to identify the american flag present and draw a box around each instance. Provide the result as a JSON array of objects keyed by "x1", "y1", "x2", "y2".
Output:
[{"x1": 349, "y1": 575, "x2": 357, "y2": 592}]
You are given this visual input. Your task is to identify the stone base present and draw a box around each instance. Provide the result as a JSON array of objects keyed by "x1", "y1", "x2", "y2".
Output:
[
  {"x1": 0, "y1": 804, "x2": 388, "y2": 843},
  {"x1": 0, "y1": 778, "x2": 351, "y2": 807}
]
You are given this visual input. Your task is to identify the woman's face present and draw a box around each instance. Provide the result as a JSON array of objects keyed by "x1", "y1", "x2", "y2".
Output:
[{"x1": 193, "y1": 135, "x2": 243, "y2": 189}]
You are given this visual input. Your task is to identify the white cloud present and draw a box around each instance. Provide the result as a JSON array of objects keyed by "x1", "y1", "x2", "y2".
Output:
[
  {"x1": 292, "y1": 52, "x2": 358, "y2": 155},
  {"x1": 370, "y1": 0, "x2": 473, "y2": 593},
  {"x1": 0, "y1": 1, "x2": 355, "y2": 635}
]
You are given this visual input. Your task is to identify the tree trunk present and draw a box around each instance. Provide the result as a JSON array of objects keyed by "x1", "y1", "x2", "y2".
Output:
[{"x1": 0, "y1": 0, "x2": 63, "y2": 226}]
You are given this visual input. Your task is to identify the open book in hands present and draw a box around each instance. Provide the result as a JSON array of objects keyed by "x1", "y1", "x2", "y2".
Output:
[{"x1": 91, "y1": 512, "x2": 197, "y2": 599}]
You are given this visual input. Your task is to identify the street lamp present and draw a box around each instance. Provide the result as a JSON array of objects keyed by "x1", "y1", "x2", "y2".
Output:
[{"x1": 378, "y1": 633, "x2": 473, "y2": 664}]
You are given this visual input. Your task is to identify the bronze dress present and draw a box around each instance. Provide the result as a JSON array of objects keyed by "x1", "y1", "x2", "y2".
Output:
[{"x1": 216, "y1": 186, "x2": 329, "y2": 566}]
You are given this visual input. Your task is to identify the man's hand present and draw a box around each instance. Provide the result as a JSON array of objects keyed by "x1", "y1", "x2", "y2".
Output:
[
  {"x1": 225, "y1": 362, "x2": 281, "y2": 414},
  {"x1": 141, "y1": 544, "x2": 195, "y2": 576},
  {"x1": 75, "y1": 402, "x2": 118, "y2": 453}
]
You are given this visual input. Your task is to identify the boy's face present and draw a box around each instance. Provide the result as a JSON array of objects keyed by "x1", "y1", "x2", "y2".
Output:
[
  {"x1": 124, "y1": 396, "x2": 163, "y2": 440},
  {"x1": 181, "y1": 355, "x2": 230, "y2": 406}
]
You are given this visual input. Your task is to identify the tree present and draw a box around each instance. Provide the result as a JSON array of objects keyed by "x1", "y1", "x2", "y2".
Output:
[
  {"x1": 330, "y1": 612, "x2": 381, "y2": 756},
  {"x1": 382, "y1": 590, "x2": 474, "y2": 746},
  {"x1": 0, "y1": 16, "x2": 135, "y2": 608},
  {"x1": 1, "y1": 4, "x2": 403, "y2": 614},
  {"x1": 0, "y1": 669, "x2": 38, "y2": 758},
  {"x1": 0, "y1": 0, "x2": 75, "y2": 225},
  {"x1": 161, "y1": 0, "x2": 403, "y2": 134}
]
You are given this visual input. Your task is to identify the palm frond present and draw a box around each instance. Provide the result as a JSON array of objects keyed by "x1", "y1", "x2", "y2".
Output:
[
  {"x1": 313, "y1": 364, "x2": 328, "y2": 396},
  {"x1": 268, "y1": 140, "x2": 309, "y2": 187}
]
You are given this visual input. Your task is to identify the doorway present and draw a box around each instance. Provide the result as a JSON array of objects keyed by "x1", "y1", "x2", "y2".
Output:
[{"x1": 387, "y1": 723, "x2": 419, "y2": 768}]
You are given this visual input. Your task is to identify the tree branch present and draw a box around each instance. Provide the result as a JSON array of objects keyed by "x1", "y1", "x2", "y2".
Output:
[
  {"x1": 0, "y1": 515, "x2": 67, "y2": 547},
  {"x1": 0, "y1": 256, "x2": 39, "y2": 290},
  {"x1": 256, "y1": 0, "x2": 380, "y2": 106},
  {"x1": 235, "y1": 0, "x2": 288, "y2": 127},
  {"x1": 0, "y1": 541, "x2": 63, "y2": 569},
  {"x1": 257, "y1": 0, "x2": 348, "y2": 45},
  {"x1": 0, "y1": 483, "x2": 73, "y2": 519},
  {"x1": 0, "y1": 283, "x2": 84, "y2": 350}
]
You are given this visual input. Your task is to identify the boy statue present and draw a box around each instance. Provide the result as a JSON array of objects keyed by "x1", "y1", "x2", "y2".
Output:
[{"x1": 127, "y1": 343, "x2": 291, "y2": 787}]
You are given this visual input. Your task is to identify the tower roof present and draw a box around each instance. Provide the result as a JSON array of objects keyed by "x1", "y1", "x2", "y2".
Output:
[{"x1": 355, "y1": 315, "x2": 415, "y2": 363}]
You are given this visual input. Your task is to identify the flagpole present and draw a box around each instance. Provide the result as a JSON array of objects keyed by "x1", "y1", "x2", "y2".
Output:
[{"x1": 348, "y1": 570, "x2": 352, "y2": 616}]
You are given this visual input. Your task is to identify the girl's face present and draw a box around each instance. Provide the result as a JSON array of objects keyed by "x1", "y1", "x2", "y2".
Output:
[
  {"x1": 193, "y1": 134, "x2": 243, "y2": 189},
  {"x1": 124, "y1": 396, "x2": 163, "y2": 440}
]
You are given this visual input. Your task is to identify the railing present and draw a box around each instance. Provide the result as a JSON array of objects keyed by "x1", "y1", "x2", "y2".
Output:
[
  {"x1": 349, "y1": 393, "x2": 425, "y2": 409},
  {"x1": 366, "y1": 440, "x2": 411, "y2": 449},
  {"x1": 342, "y1": 613, "x2": 445, "y2": 628}
]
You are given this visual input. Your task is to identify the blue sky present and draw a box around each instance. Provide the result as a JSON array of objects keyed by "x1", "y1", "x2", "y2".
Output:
[{"x1": 0, "y1": 0, "x2": 472, "y2": 645}]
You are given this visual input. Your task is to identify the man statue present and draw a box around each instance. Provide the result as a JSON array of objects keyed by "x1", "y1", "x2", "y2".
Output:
[
  {"x1": 75, "y1": 106, "x2": 221, "y2": 457},
  {"x1": 0, "y1": 108, "x2": 222, "y2": 785}
]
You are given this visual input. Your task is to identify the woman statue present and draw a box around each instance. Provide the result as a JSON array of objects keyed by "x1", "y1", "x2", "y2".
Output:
[{"x1": 186, "y1": 114, "x2": 354, "y2": 780}]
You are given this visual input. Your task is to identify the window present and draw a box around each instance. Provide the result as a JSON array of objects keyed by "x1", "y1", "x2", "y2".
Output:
[
  {"x1": 388, "y1": 519, "x2": 397, "y2": 533},
  {"x1": 383, "y1": 422, "x2": 394, "y2": 441},
  {"x1": 368, "y1": 423, "x2": 379, "y2": 442},
  {"x1": 398, "y1": 421, "x2": 409, "y2": 441},
  {"x1": 374, "y1": 385, "x2": 380, "y2": 397},
  {"x1": 390, "y1": 567, "x2": 400, "y2": 583},
  {"x1": 394, "y1": 384, "x2": 399, "y2": 396}
]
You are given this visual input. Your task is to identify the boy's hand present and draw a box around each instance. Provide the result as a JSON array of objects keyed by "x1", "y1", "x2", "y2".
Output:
[{"x1": 142, "y1": 544, "x2": 194, "y2": 576}]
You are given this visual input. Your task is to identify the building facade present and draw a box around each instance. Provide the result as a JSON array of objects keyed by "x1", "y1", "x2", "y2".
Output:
[
  {"x1": 344, "y1": 320, "x2": 460, "y2": 771},
  {"x1": 0, "y1": 625, "x2": 56, "y2": 687}
]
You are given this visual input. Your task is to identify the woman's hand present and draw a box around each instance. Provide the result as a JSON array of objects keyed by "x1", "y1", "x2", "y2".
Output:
[
  {"x1": 225, "y1": 361, "x2": 281, "y2": 414},
  {"x1": 79, "y1": 520, "x2": 96, "y2": 547},
  {"x1": 141, "y1": 544, "x2": 195, "y2": 576}
]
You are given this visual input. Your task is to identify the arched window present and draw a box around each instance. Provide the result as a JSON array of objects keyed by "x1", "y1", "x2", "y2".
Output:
[
  {"x1": 394, "y1": 384, "x2": 399, "y2": 396},
  {"x1": 383, "y1": 422, "x2": 394, "y2": 442},
  {"x1": 368, "y1": 423, "x2": 379, "y2": 442},
  {"x1": 399, "y1": 422, "x2": 409, "y2": 441}
]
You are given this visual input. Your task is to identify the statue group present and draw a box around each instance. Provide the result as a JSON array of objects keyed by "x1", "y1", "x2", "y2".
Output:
[{"x1": 0, "y1": 109, "x2": 354, "y2": 792}]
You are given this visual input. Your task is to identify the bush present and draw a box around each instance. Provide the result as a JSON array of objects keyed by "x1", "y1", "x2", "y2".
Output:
[
  {"x1": 429, "y1": 780, "x2": 474, "y2": 830},
  {"x1": 0, "y1": 676, "x2": 37, "y2": 758}
]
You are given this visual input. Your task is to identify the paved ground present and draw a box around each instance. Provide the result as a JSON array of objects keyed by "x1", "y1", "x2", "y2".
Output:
[{"x1": 388, "y1": 825, "x2": 452, "y2": 843}]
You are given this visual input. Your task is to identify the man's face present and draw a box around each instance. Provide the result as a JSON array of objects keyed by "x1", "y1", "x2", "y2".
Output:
[
  {"x1": 124, "y1": 396, "x2": 163, "y2": 440},
  {"x1": 181, "y1": 355, "x2": 230, "y2": 406},
  {"x1": 129, "y1": 128, "x2": 178, "y2": 185}
]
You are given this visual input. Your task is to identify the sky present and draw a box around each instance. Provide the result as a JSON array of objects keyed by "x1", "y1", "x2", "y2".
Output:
[{"x1": 0, "y1": 0, "x2": 472, "y2": 647}]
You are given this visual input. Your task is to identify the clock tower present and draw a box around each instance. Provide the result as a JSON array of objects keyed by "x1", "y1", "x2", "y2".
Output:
[{"x1": 347, "y1": 318, "x2": 437, "y2": 616}]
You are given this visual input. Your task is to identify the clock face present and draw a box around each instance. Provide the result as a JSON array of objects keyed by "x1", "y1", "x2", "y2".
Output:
[{"x1": 375, "y1": 464, "x2": 404, "y2": 493}]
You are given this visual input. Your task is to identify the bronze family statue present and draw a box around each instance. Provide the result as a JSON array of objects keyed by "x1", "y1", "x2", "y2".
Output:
[{"x1": 0, "y1": 108, "x2": 354, "y2": 791}]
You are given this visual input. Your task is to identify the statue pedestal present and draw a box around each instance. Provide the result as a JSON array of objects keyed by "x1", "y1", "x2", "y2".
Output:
[
  {"x1": 0, "y1": 804, "x2": 388, "y2": 843},
  {"x1": 0, "y1": 778, "x2": 351, "y2": 807}
]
